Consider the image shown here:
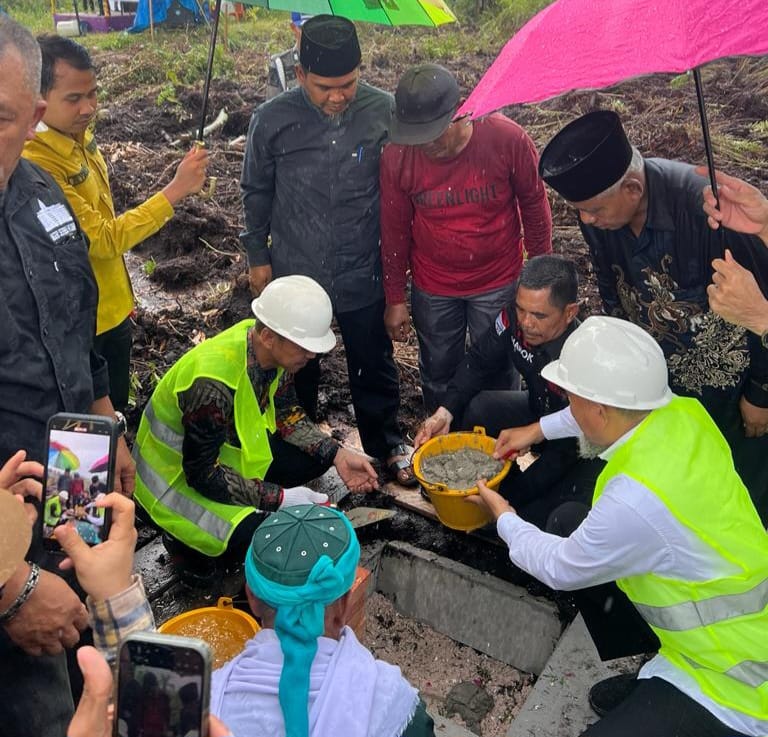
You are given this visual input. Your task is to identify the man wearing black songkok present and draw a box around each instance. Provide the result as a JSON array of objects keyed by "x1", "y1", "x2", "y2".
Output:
[
  {"x1": 539, "y1": 110, "x2": 768, "y2": 526},
  {"x1": 536, "y1": 110, "x2": 768, "y2": 721},
  {"x1": 240, "y1": 16, "x2": 416, "y2": 486}
]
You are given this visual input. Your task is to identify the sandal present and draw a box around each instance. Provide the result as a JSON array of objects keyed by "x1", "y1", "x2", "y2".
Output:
[{"x1": 385, "y1": 444, "x2": 419, "y2": 488}]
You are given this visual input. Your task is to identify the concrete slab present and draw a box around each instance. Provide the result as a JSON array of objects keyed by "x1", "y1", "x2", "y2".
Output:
[
  {"x1": 431, "y1": 712, "x2": 479, "y2": 737},
  {"x1": 377, "y1": 541, "x2": 562, "y2": 675},
  {"x1": 506, "y1": 614, "x2": 640, "y2": 737}
]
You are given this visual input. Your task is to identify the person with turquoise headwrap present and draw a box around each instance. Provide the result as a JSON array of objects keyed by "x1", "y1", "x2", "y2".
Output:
[{"x1": 211, "y1": 505, "x2": 435, "y2": 737}]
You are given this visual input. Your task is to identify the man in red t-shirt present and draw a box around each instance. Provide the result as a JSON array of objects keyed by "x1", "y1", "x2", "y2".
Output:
[{"x1": 381, "y1": 64, "x2": 552, "y2": 411}]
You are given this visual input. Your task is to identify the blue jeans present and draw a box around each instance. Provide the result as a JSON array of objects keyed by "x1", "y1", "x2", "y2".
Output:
[{"x1": 411, "y1": 283, "x2": 519, "y2": 412}]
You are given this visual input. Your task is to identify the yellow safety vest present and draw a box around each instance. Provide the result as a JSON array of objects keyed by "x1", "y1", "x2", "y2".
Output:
[
  {"x1": 594, "y1": 396, "x2": 768, "y2": 719},
  {"x1": 134, "y1": 320, "x2": 282, "y2": 556}
]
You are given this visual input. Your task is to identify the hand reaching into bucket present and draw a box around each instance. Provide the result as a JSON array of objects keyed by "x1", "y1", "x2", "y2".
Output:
[
  {"x1": 414, "y1": 407, "x2": 453, "y2": 448},
  {"x1": 493, "y1": 422, "x2": 545, "y2": 461}
]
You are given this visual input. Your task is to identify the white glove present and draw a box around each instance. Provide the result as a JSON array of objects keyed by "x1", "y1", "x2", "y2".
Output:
[{"x1": 279, "y1": 486, "x2": 329, "y2": 508}]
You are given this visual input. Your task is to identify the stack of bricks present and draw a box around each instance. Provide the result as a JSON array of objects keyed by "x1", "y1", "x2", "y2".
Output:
[{"x1": 345, "y1": 565, "x2": 371, "y2": 638}]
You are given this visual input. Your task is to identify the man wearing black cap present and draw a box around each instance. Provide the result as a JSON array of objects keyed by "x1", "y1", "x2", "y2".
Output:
[
  {"x1": 241, "y1": 15, "x2": 415, "y2": 486},
  {"x1": 539, "y1": 110, "x2": 768, "y2": 524},
  {"x1": 381, "y1": 64, "x2": 552, "y2": 412}
]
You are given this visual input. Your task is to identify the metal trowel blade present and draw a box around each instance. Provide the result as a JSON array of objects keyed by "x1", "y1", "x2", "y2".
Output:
[{"x1": 345, "y1": 507, "x2": 396, "y2": 529}]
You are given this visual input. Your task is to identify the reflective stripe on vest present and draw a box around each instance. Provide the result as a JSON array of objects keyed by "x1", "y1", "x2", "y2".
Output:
[
  {"x1": 593, "y1": 397, "x2": 768, "y2": 718},
  {"x1": 680, "y1": 653, "x2": 768, "y2": 690},
  {"x1": 133, "y1": 320, "x2": 280, "y2": 556},
  {"x1": 134, "y1": 451, "x2": 232, "y2": 545},
  {"x1": 143, "y1": 399, "x2": 183, "y2": 453},
  {"x1": 633, "y1": 576, "x2": 768, "y2": 632}
]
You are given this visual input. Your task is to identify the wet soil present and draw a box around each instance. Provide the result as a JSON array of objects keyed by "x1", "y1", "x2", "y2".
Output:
[{"x1": 93, "y1": 38, "x2": 766, "y2": 580}]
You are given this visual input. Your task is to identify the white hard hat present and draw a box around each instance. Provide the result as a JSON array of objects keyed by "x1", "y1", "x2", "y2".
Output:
[
  {"x1": 251, "y1": 275, "x2": 336, "y2": 353},
  {"x1": 58, "y1": 490, "x2": 70, "y2": 501},
  {"x1": 540, "y1": 315, "x2": 673, "y2": 410}
]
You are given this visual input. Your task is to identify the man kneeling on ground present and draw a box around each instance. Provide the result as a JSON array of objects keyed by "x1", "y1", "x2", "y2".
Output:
[
  {"x1": 133, "y1": 276, "x2": 377, "y2": 569},
  {"x1": 415, "y1": 255, "x2": 603, "y2": 527},
  {"x1": 471, "y1": 316, "x2": 768, "y2": 737}
]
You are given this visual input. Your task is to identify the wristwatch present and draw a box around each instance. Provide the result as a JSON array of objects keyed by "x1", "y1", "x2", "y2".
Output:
[
  {"x1": 114, "y1": 411, "x2": 127, "y2": 437},
  {"x1": 760, "y1": 329, "x2": 768, "y2": 350}
]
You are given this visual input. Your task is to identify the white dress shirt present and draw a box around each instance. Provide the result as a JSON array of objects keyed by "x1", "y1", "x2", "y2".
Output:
[{"x1": 497, "y1": 406, "x2": 767, "y2": 736}]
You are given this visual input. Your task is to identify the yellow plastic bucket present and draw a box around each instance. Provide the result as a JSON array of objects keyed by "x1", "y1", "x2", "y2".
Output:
[
  {"x1": 412, "y1": 427, "x2": 511, "y2": 531},
  {"x1": 158, "y1": 596, "x2": 260, "y2": 668}
]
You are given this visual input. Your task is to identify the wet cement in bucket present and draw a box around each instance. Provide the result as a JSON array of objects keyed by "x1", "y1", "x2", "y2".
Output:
[{"x1": 420, "y1": 449, "x2": 504, "y2": 490}]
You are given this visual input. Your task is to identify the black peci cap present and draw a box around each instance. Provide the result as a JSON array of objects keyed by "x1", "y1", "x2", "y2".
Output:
[
  {"x1": 538, "y1": 110, "x2": 633, "y2": 203},
  {"x1": 299, "y1": 14, "x2": 361, "y2": 78}
]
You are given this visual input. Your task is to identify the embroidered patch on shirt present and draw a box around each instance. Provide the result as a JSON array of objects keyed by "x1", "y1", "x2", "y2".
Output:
[
  {"x1": 494, "y1": 309, "x2": 509, "y2": 335},
  {"x1": 67, "y1": 166, "x2": 89, "y2": 187},
  {"x1": 35, "y1": 199, "x2": 77, "y2": 243}
]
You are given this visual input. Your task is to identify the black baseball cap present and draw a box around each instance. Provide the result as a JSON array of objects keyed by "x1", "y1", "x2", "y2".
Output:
[{"x1": 390, "y1": 64, "x2": 460, "y2": 146}]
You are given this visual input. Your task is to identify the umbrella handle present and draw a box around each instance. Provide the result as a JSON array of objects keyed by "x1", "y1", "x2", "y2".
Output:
[{"x1": 193, "y1": 140, "x2": 217, "y2": 200}]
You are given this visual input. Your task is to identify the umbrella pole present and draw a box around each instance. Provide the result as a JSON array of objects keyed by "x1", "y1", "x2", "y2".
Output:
[
  {"x1": 73, "y1": 0, "x2": 82, "y2": 35},
  {"x1": 198, "y1": 0, "x2": 223, "y2": 143},
  {"x1": 692, "y1": 66, "x2": 719, "y2": 208}
]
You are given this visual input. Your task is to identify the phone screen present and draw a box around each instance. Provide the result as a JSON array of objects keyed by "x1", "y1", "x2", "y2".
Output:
[
  {"x1": 43, "y1": 417, "x2": 113, "y2": 546},
  {"x1": 118, "y1": 638, "x2": 209, "y2": 737}
]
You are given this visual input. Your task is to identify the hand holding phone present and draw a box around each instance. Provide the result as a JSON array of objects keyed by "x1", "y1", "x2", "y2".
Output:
[
  {"x1": 54, "y1": 492, "x2": 137, "y2": 601},
  {"x1": 116, "y1": 632, "x2": 212, "y2": 737},
  {"x1": 42, "y1": 413, "x2": 118, "y2": 551},
  {"x1": 70, "y1": 645, "x2": 230, "y2": 737}
]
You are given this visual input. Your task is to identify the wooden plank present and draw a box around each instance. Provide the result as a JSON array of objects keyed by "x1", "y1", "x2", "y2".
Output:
[
  {"x1": 382, "y1": 480, "x2": 440, "y2": 522},
  {"x1": 382, "y1": 480, "x2": 505, "y2": 548}
]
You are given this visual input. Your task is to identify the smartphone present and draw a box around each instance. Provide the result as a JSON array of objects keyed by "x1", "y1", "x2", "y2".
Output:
[
  {"x1": 42, "y1": 412, "x2": 117, "y2": 550},
  {"x1": 115, "y1": 631, "x2": 212, "y2": 737}
]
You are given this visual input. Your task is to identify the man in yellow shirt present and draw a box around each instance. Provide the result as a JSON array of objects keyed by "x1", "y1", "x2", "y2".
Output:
[{"x1": 23, "y1": 35, "x2": 209, "y2": 411}]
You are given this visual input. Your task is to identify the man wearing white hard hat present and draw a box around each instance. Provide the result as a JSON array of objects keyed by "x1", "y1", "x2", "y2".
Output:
[
  {"x1": 133, "y1": 275, "x2": 377, "y2": 568},
  {"x1": 470, "y1": 316, "x2": 768, "y2": 737}
]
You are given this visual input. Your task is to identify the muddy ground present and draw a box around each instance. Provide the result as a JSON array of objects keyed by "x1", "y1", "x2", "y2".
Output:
[
  {"x1": 88, "y1": 32, "x2": 767, "y2": 731},
  {"x1": 96, "y1": 35, "x2": 766, "y2": 600}
]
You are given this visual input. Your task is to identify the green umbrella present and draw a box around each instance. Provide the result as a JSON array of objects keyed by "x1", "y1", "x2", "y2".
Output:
[
  {"x1": 240, "y1": 0, "x2": 457, "y2": 26},
  {"x1": 197, "y1": 0, "x2": 457, "y2": 140}
]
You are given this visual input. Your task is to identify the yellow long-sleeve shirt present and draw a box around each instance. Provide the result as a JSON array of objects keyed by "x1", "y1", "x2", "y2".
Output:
[{"x1": 23, "y1": 124, "x2": 174, "y2": 334}]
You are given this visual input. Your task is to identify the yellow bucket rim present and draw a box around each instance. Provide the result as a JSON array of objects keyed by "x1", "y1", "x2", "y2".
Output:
[
  {"x1": 412, "y1": 427, "x2": 511, "y2": 496},
  {"x1": 158, "y1": 596, "x2": 261, "y2": 637}
]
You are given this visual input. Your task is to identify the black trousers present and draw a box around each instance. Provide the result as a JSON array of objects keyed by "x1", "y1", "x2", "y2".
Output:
[
  {"x1": 92, "y1": 316, "x2": 133, "y2": 413},
  {"x1": 460, "y1": 390, "x2": 605, "y2": 529},
  {"x1": 293, "y1": 299, "x2": 403, "y2": 461},
  {"x1": 581, "y1": 677, "x2": 750, "y2": 737},
  {"x1": 703, "y1": 393, "x2": 768, "y2": 525}
]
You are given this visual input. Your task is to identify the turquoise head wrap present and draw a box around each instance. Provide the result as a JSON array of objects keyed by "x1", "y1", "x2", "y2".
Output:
[{"x1": 245, "y1": 505, "x2": 360, "y2": 737}]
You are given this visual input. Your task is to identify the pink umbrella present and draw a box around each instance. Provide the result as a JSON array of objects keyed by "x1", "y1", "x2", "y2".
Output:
[
  {"x1": 458, "y1": 0, "x2": 768, "y2": 200},
  {"x1": 89, "y1": 454, "x2": 110, "y2": 474}
]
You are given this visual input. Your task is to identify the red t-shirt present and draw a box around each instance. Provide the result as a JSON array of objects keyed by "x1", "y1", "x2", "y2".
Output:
[{"x1": 380, "y1": 113, "x2": 552, "y2": 302}]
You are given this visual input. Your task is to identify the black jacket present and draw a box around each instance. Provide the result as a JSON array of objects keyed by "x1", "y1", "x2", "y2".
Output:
[
  {"x1": 582, "y1": 158, "x2": 768, "y2": 409},
  {"x1": 240, "y1": 83, "x2": 394, "y2": 313},
  {"x1": 443, "y1": 304, "x2": 577, "y2": 421},
  {"x1": 0, "y1": 159, "x2": 108, "y2": 464}
]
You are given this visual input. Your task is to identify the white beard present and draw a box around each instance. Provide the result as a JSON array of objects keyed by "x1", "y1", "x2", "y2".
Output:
[{"x1": 578, "y1": 435, "x2": 609, "y2": 459}]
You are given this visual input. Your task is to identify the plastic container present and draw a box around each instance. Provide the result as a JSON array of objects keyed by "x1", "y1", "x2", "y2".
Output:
[
  {"x1": 55, "y1": 19, "x2": 82, "y2": 37},
  {"x1": 158, "y1": 596, "x2": 260, "y2": 668},
  {"x1": 412, "y1": 427, "x2": 511, "y2": 531}
]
